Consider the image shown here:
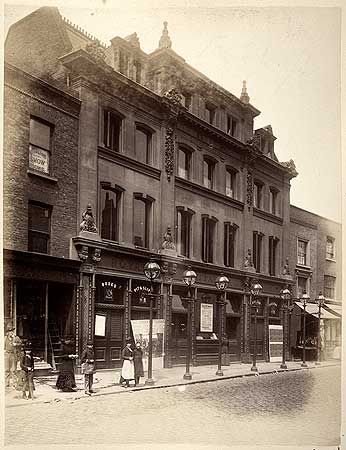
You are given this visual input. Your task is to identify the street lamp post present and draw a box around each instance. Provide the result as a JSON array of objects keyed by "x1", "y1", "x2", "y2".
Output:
[
  {"x1": 182, "y1": 266, "x2": 197, "y2": 380},
  {"x1": 250, "y1": 281, "x2": 263, "y2": 372},
  {"x1": 315, "y1": 292, "x2": 325, "y2": 365},
  {"x1": 143, "y1": 259, "x2": 161, "y2": 386},
  {"x1": 215, "y1": 274, "x2": 230, "y2": 376},
  {"x1": 300, "y1": 291, "x2": 310, "y2": 368},
  {"x1": 280, "y1": 287, "x2": 292, "y2": 370}
]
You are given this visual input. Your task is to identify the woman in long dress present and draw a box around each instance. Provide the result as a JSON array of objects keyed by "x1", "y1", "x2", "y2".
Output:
[
  {"x1": 121, "y1": 340, "x2": 134, "y2": 388},
  {"x1": 56, "y1": 339, "x2": 78, "y2": 392},
  {"x1": 133, "y1": 341, "x2": 144, "y2": 386}
]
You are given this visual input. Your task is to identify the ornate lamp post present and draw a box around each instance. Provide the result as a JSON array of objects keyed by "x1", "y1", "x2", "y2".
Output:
[
  {"x1": 280, "y1": 287, "x2": 292, "y2": 369},
  {"x1": 250, "y1": 281, "x2": 263, "y2": 372},
  {"x1": 215, "y1": 274, "x2": 230, "y2": 376},
  {"x1": 182, "y1": 266, "x2": 197, "y2": 380},
  {"x1": 300, "y1": 291, "x2": 310, "y2": 368},
  {"x1": 143, "y1": 259, "x2": 161, "y2": 386},
  {"x1": 315, "y1": 292, "x2": 325, "y2": 365}
]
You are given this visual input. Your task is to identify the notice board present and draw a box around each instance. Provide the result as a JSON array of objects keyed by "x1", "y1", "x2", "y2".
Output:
[{"x1": 269, "y1": 324, "x2": 283, "y2": 362}]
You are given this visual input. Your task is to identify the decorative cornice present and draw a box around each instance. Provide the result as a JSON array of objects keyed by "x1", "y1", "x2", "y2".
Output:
[{"x1": 290, "y1": 217, "x2": 318, "y2": 230}]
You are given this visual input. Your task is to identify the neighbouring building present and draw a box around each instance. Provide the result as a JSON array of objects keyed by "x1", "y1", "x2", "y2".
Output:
[{"x1": 3, "y1": 7, "x2": 341, "y2": 371}]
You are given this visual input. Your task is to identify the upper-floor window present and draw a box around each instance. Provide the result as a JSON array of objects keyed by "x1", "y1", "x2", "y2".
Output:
[
  {"x1": 29, "y1": 117, "x2": 53, "y2": 175},
  {"x1": 324, "y1": 275, "x2": 336, "y2": 299},
  {"x1": 226, "y1": 167, "x2": 238, "y2": 199},
  {"x1": 297, "y1": 239, "x2": 309, "y2": 266},
  {"x1": 177, "y1": 208, "x2": 194, "y2": 257},
  {"x1": 224, "y1": 222, "x2": 238, "y2": 268},
  {"x1": 326, "y1": 237, "x2": 335, "y2": 260},
  {"x1": 205, "y1": 104, "x2": 216, "y2": 125},
  {"x1": 135, "y1": 126, "x2": 152, "y2": 165},
  {"x1": 102, "y1": 110, "x2": 122, "y2": 152},
  {"x1": 28, "y1": 202, "x2": 51, "y2": 254},
  {"x1": 133, "y1": 193, "x2": 154, "y2": 249},
  {"x1": 182, "y1": 93, "x2": 192, "y2": 111},
  {"x1": 269, "y1": 188, "x2": 278, "y2": 215},
  {"x1": 203, "y1": 158, "x2": 215, "y2": 189},
  {"x1": 202, "y1": 216, "x2": 217, "y2": 263},
  {"x1": 297, "y1": 277, "x2": 309, "y2": 298},
  {"x1": 227, "y1": 115, "x2": 238, "y2": 137},
  {"x1": 253, "y1": 231, "x2": 263, "y2": 273},
  {"x1": 178, "y1": 146, "x2": 192, "y2": 180},
  {"x1": 100, "y1": 183, "x2": 124, "y2": 242},
  {"x1": 269, "y1": 236, "x2": 279, "y2": 276},
  {"x1": 253, "y1": 181, "x2": 263, "y2": 209}
]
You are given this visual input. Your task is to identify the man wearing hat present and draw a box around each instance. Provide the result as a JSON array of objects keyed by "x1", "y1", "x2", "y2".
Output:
[
  {"x1": 20, "y1": 341, "x2": 35, "y2": 399},
  {"x1": 80, "y1": 341, "x2": 96, "y2": 395},
  {"x1": 4, "y1": 324, "x2": 22, "y2": 388},
  {"x1": 120, "y1": 339, "x2": 134, "y2": 388}
]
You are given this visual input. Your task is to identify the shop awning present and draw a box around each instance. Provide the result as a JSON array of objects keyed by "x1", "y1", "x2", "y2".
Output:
[{"x1": 295, "y1": 302, "x2": 342, "y2": 320}]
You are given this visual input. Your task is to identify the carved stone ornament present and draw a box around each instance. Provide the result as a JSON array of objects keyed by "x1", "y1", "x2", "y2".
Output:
[
  {"x1": 165, "y1": 126, "x2": 175, "y2": 181},
  {"x1": 85, "y1": 39, "x2": 106, "y2": 63},
  {"x1": 246, "y1": 171, "x2": 253, "y2": 206},
  {"x1": 280, "y1": 159, "x2": 298, "y2": 178},
  {"x1": 80, "y1": 204, "x2": 98, "y2": 233},
  {"x1": 78, "y1": 245, "x2": 89, "y2": 261},
  {"x1": 246, "y1": 134, "x2": 261, "y2": 152},
  {"x1": 244, "y1": 248, "x2": 254, "y2": 268},
  {"x1": 161, "y1": 226, "x2": 176, "y2": 250},
  {"x1": 92, "y1": 248, "x2": 101, "y2": 263},
  {"x1": 163, "y1": 88, "x2": 183, "y2": 109}
]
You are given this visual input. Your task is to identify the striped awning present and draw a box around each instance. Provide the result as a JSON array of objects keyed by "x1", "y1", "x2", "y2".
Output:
[{"x1": 295, "y1": 301, "x2": 342, "y2": 320}]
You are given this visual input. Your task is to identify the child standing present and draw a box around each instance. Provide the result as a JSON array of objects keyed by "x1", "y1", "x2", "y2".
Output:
[
  {"x1": 81, "y1": 341, "x2": 95, "y2": 395},
  {"x1": 20, "y1": 342, "x2": 35, "y2": 400}
]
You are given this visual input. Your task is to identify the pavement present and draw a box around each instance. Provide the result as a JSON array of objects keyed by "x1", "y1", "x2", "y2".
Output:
[{"x1": 5, "y1": 359, "x2": 340, "y2": 408}]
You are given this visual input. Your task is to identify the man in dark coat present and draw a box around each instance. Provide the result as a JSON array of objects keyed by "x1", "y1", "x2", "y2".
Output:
[
  {"x1": 133, "y1": 341, "x2": 144, "y2": 386},
  {"x1": 80, "y1": 341, "x2": 95, "y2": 395},
  {"x1": 56, "y1": 339, "x2": 78, "y2": 392},
  {"x1": 20, "y1": 342, "x2": 35, "y2": 399}
]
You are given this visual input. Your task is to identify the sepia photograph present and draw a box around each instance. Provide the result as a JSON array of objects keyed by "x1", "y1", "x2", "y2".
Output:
[{"x1": 2, "y1": 1, "x2": 343, "y2": 449}]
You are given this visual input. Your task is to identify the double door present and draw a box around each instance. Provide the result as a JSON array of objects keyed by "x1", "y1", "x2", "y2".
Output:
[{"x1": 94, "y1": 308, "x2": 124, "y2": 369}]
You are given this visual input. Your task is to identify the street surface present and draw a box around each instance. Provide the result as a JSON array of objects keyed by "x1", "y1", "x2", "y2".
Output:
[{"x1": 6, "y1": 366, "x2": 340, "y2": 447}]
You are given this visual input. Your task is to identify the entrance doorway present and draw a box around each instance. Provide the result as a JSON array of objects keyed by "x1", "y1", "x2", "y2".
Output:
[
  {"x1": 171, "y1": 312, "x2": 187, "y2": 365},
  {"x1": 94, "y1": 308, "x2": 124, "y2": 369},
  {"x1": 225, "y1": 316, "x2": 241, "y2": 361}
]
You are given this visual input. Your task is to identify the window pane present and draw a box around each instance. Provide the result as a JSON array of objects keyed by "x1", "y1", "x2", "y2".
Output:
[
  {"x1": 297, "y1": 277, "x2": 307, "y2": 297},
  {"x1": 30, "y1": 118, "x2": 51, "y2": 150},
  {"x1": 298, "y1": 240, "x2": 307, "y2": 265},
  {"x1": 136, "y1": 128, "x2": 150, "y2": 164},
  {"x1": 28, "y1": 231, "x2": 49, "y2": 253},
  {"x1": 326, "y1": 239, "x2": 334, "y2": 259},
  {"x1": 133, "y1": 198, "x2": 148, "y2": 248},
  {"x1": 28, "y1": 204, "x2": 50, "y2": 233},
  {"x1": 178, "y1": 149, "x2": 189, "y2": 179},
  {"x1": 103, "y1": 111, "x2": 121, "y2": 151},
  {"x1": 204, "y1": 160, "x2": 213, "y2": 189},
  {"x1": 101, "y1": 189, "x2": 119, "y2": 241}
]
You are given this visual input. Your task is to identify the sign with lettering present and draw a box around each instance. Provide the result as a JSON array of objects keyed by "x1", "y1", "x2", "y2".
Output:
[
  {"x1": 200, "y1": 303, "x2": 213, "y2": 332},
  {"x1": 269, "y1": 325, "x2": 283, "y2": 362},
  {"x1": 29, "y1": 145, "x2": 49, "y2": 173},
  {"x1": 131, "y1": 319, "x2": 165, "y2": 369}
]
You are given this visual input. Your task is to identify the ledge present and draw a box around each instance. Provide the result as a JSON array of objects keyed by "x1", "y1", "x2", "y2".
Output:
[
  {"x1": 253, "y1": 207, "x2": 283, "y2": 225},
  {"x1": 27, "y1": 169, "x2": 58, "y2": 183}
]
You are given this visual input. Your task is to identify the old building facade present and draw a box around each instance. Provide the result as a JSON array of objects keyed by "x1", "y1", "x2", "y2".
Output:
[{"x1": 4, "y1": 7, "x2": 341, "y2": 370}]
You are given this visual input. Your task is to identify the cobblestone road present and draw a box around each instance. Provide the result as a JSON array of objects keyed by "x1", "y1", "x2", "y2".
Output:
[{"x1": 5, "y1": 366, "x2": 340, "y2": 447}]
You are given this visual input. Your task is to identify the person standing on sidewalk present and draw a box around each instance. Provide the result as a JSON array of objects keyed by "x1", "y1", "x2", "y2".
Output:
[
  {"x1": 120, "y1": 339, "x2": 134, "y2": 388},
  {"x1": 20, "y1": 342, "x2": 35, "y2": 400},
  {"x1": 56, "y1": 339, "x2": 78, "y2": 392},
  {"x1": 81, "y1": 341, "x2": 96, "y2": 396},
  {"x1": 4, "y1": 325, "x2": 22, "y2": 388},
  {"x1": 133, "y1": 341, "x2": 144, "y2": 386}
]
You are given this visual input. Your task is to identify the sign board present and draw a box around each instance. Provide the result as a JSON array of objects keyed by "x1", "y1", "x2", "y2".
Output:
[
  {"x1": 269, "y1": 324, "x2": 283, "y2": 362},
  {"x1": 29, "y1": 145, "x2": 50, "y2": 173},
  {"x1": 131, "y1": 319, "x2": 165, "y2": 369},
  {"x1": 95, "y1": 314, "x2": 106, "y2": 337},
  {"x1": 200, "y1": 303, "x2": 213, "y2": 332}
]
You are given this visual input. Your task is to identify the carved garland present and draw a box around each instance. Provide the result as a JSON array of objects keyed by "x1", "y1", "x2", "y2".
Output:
[
  {"x1": 246, "y1": 171, "x2": 253, "y2": 207},
  {"x1": 165, "y1": 126, "x2": 175, "y2": 181}
]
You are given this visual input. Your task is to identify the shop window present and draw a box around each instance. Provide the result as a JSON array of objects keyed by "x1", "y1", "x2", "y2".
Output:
[
  {"x1": 135, "y1": 125, "x2": 152, "y2": 164},
  {"x1": 177, "y1": 208, "x2": 194, "y2": 257},
  {"x1": 202, "y1": 216, "x2": 217, "y2": 263},
  {"x1": 102, "y1": 109, "x2": 122, "y2": 152},
  {"x1": 29, "y1": 117, "x2": 53, "y2": 175},
  {"x1": 177, "y1": 146, "x2": 192, "y2": 180},
  {"x1": 227, "y1": 115, "x2": 238, "y2": 137},
  {"x1": 269, "y1": 187, "x2": 279, "y2": 215},
  {"x1": 100, "y1": 184, "x2": 124, "y2": 242},
  {"x1": 96, "y1": 276, "x2": 125, "y2": 305},
  {"x1": 224, "y1": 222, "x2": 238, "y2": 268},
  {"x1": 203, "y1": 157, "x2": 215, "y2": 190},
  {"x1": 133, "y1": 193, "x2": 154, "y2": 249},
  {"x1": 297, "y1": 239, "x2": 309, "y2": 266},
  {"x1": 324, "y1": 275, "x2": 336, "y2": 299},
  {"x1": 253, "y1": 181, "x2": 263, "y2": 209},
  {"x1": 326, "y1": 237, "x2": 335, "y2": 260},
  {"x1": 253, "y1": 231, "x2": 263, "y2": 273},
  {"x1": 269, "y1": 236, "x2": 279, "y2": 276},
  {"x1": 205, "y1": 104, "x2": 216, "y2": 125},
  {"x1": 28, "y1": 202, "x2": 51, "y2": 254},
  {"x1": 226, "y1": 167, "x2": 238, "y2": 198}
]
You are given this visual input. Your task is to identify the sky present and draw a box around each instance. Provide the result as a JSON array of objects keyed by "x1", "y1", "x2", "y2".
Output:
[{"x1": 3, "y1": 1, "x2": 342, "y2": 222}]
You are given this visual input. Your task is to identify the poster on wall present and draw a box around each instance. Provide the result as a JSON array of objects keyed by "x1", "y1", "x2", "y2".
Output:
[
  {"x1": 95, "y1": 314, "x2": 106, "y2": 337},
  {"x1": 200, "y1": 303, "x2": 213, "y2": 332},
  {"x1": 131, "y1": 319, "x2": 165, "y2": 369},
  {"x1": 269, "y1": 324, "x2": 283, "y2": 362}
]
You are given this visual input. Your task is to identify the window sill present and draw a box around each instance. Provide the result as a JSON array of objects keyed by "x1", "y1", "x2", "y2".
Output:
[
  {"x1": 326, "y1": 258, "x2": 336, "y2": 263},
  {"x1": 27, "y1": 169, "x2": 58, "y2": 183}
]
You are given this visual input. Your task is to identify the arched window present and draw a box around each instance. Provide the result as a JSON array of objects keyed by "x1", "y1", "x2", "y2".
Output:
[{"x1": 100, "y1": 183, "x2": 124, "y2": 242}]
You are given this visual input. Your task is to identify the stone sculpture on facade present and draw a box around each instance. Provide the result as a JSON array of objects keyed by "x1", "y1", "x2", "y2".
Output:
[
  {"x1": 80, "y1": 204, "x2": 98, "y2": 233},
  {"x1": 161, "y1": 226, "x2": 176, "y2": 250},
  {"x1": 244, "y1": 248, "x2": 256, "y2": 272}
]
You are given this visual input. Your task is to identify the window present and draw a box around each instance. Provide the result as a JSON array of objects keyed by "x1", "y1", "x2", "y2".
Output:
[
  {"x1": 202, "y1": 216, "x2": 217, "y2": 263},
  {"x1": 269, "y1": 188, "x2": 278, "y2": 215},
  {"x1": 326, "y1": 237, "x2": 335, "y2": 260},
  {"x1": 224, "y1": 222, "x2": 237, "y2": 267},
  {"x1": 227, "y1": 115, "x2": 238, "y2": 137},
  {"x1": 253, "y1": 181, "x2": 263, "y2": 209},
  {"x1": 205, "y1": 104, "x2": 216, "y2": 125},
  {"x1": 133, "y1": 194, "x2": 154, "y2": 249},
  {"x1": 253, "y1": 231, "x2": 263, "y2": 273},
  {"x1": 297, "y1": 239, "x2": 308, "y2": 266},
  {"x1": 269, "y1": 236, "x2": 279, "y2": 276},
  {"x1": 135, "y1": 126, "x2": 152, "y2": 164},
  {"x1": 324, "y1": 275, "x2": 336, "y2": 299},
  {"x1": 226, "y1": 168, "x2": 237, "y2": 198},
  {"x1": 177, "y1": 208, "x2": 193, "y2": 257},
  {"x1": 102, "y1": 110, "x2": 122, "y2": 151},
  {"x1": 182, "y1": 93, "x2": 192, "y2": 111},
  {"x1": 28, "y1": 202, "x2": 51, "y2": 254},
  {"x1": 297, "y1": 277, "x2": 308, "y2": 298},
  {"x1": 203, "y1": 158, "x2": 215, "y2": 189},
  {"x1": 29, "y1": 117, "x2": 52, "y2": 174},
  {"x1": 100, "y1": 184, "x2": 123, "y2": 242},
  {"x1": 178, "y1": 147, "x2": 191, "y2": 180}
]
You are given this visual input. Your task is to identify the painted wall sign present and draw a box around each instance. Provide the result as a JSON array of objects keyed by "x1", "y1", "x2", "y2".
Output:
[
  {"x1": 200, "y1": 303, "x2": 214, "y2": 332},
  {"x1": 29, "y1": 145, "x2": 49, "y2": 173}
]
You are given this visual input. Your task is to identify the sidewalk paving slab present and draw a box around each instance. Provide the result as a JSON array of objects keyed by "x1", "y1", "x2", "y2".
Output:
[{"x1": 5, "y1": 360, "x2": 340, "y2": 408}]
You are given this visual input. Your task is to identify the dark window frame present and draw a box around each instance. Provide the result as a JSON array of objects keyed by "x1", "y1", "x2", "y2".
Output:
[
  {"x1": 253, "y1": 231, "x2": 264, "y2": 273},
  {"x1": 29, "y1": 116, "x2": 53, "y2": 175},
  {"x1": 224, "y1": 222, "x2": 238, "y2": 268},
  {"x1": 203, "y1": 157, "x2": 216, "y2": 190},
  {"x1": 202, "y1": 215, "x2": 218, "y2": 263},
  {"x1": 176, "y1": 207, "x2": 194, "y2": 258},
  {"x1": 225, "y1": 166, "x2": 238, "y2": 198},
  {"x1": 253, "y1": 180, "x2": 264, "y2": 209},
  {"x1": 135, "y1": 124, "x2": 153, "y2": 165},
  {"x1": 102, "y1": 109, "x2": 123, "y2": 152},
  {"x1": 28, "y1": 201, "x2": 52, "y2": 254},
  {"x1": 133, "y1": 193, "x2": 154, "y2": 249},
  {"x1": 269, "y1": 187, "x2": 279, "y2": 215},
  {"x1": 100, "y1": 183, "x2": 124, "y2": 242},
  {"x1": 269, "y1": 236, "x2": 279, "y2": 276},
  {"x1": 177, "y1": 146, "x2": 193, "y2": 180}
]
